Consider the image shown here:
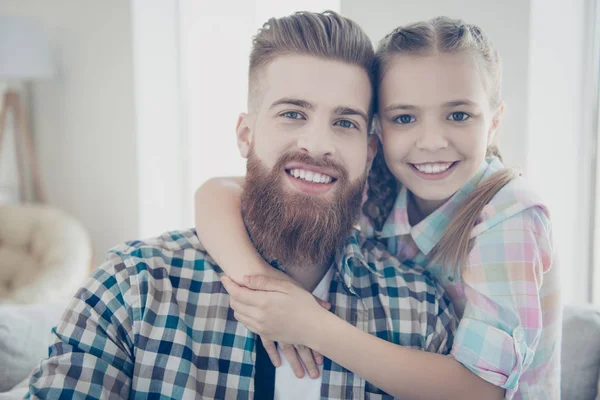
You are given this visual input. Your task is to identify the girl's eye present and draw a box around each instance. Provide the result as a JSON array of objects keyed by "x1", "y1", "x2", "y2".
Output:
[
  {"x1": 393, "y1": 114, "x2": 416, "y2": 125},
  {"x1": 448, "y1": 111, "x2": 470, "y2": 121},
  {"x1": 281, "y1": 111, "x2": 304, "y2": 120},
  {"x1": 334, "y1": 119, "x2": 358, "y2": 129}
]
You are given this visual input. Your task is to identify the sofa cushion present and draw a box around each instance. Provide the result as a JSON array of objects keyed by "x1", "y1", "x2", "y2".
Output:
[
  {"x1": 562, "y1": 304, "x2": 600, "y2": 400},
  {"x1": 0, "y1": 302, "x2": 67, "y2": 392}
]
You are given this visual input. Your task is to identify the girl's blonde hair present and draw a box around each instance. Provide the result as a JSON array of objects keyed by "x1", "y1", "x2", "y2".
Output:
[{"x1": 363, "y1": 16, "x2": 520, "y2": 271}]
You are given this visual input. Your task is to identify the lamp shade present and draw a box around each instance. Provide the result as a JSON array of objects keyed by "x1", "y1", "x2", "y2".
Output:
[{"x1": 0, "y1": 16, "x2": 55, "y2": 80}]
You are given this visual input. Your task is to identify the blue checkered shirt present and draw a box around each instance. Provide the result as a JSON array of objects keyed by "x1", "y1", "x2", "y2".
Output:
[{"x1": 26, "y1": 228, "x2": 456, "y2": 399}]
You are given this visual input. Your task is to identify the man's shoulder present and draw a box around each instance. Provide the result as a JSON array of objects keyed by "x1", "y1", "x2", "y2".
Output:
[
  {"x1": 110, "y1": 228, "x2": 199, "y2": 252},
  {"x1": 109, "y1": 228, "x2": 207, "y2": 257},
  {"x1": 99, "y1": 229, "x2": 220, "y2": 281}
]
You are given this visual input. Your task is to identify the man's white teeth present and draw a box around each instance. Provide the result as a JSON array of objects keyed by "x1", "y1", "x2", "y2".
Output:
[
  {"x1": 289, "y1": 169, "x2": 333, "y2": 184},
  {"x1": 414, "y1": 162, "x2": 453, "y2": 174}
]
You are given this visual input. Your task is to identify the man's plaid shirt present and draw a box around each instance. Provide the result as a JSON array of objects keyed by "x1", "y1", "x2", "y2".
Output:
[{"x1": 27, "y1": 228, "x2": 456, "y2": 399}]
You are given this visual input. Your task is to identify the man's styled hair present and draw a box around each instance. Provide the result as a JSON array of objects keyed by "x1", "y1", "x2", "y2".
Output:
[{"x1": 248, "y1": 10, "x2": 376, "y2": 122}]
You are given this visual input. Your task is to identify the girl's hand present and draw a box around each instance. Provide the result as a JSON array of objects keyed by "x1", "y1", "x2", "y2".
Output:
[
  {"x1": 221, "y1": 275, "x2": 331, "y2": 378},
  {"x1": 261, "y1": 339, "x2": 325, "y2": 379}
]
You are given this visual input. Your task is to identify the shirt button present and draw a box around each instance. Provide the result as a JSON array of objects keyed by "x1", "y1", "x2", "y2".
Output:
[
  {"x1": 447, "y1": 276, "x2": 454, "y2": 282},
  {"x1": 513, "y1": 327, "x2": 525, "y2": 342}
]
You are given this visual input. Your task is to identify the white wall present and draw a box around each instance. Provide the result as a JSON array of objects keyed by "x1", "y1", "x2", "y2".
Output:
[
  {"x1": 527, "y1": 0, "x2": 593, "y2": 305},
  {"x1": 0, "y1": 0, "x2": 139, "y2": 265},
  {"x1": 131, "y1": 0, "x2": 186, "y2": 239}
]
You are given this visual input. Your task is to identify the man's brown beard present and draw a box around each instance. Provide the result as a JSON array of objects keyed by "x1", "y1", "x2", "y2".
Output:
[{"x1": 241, "y1": 147, "x2": 366, "y2": 270}]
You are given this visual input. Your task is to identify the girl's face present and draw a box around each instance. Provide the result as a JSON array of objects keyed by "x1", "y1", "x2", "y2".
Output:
[{"x1": 378, "y1": 52, "x2": 503, "y2": 215}]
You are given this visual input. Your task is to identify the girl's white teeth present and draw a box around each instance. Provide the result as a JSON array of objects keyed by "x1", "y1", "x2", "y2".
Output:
[
  {"x1": 414, "y1": 162, "x2": 453, "y2": 174},
  {"x1": 289, "y1": 169, "x2": 333, "y2": 184}
]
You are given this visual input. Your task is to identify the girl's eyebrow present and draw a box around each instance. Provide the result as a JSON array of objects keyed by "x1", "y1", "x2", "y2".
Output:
[
  {"x1": 443, "y1": 100, "x2": 477, "y2": 107},
  {"x1": 382, "y1": 104, "x2": 417, "y2": 112},
  {"x1": 383, "y1": 100, "x2": 477, "y2": 112},
  {"x1": 383, "y1": 100, "x2": 479, "y2": 113}
]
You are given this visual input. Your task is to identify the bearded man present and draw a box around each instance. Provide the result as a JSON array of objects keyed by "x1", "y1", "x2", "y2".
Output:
[{"x1": 27, "y1": 11, "x2": 454, "y2": 400}]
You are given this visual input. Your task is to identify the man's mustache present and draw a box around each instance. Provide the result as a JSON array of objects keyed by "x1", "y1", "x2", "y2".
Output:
[{"x1": 273, "y1": 151, "x2": 348, "y2": 181}]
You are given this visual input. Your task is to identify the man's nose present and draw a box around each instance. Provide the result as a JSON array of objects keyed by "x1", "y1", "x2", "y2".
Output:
[{"x1": 296, "y1": 123, "x2": 335, "y2": 158}]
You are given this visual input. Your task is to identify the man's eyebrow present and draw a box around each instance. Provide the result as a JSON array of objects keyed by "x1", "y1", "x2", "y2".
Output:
[
  {"x1": 269, "y1": 98, "x2": 368, "y2": 123},
  {"x1": 334, "y1": 106, "x2": 369, "y2": 123},
  {"x1": 269, "y1": 98, "x2": 314, "y2": 110}
]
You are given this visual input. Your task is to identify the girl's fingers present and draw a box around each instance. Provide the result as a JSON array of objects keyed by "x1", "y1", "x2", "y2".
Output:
[
  {"x1": 295, "y1": 344, "x2": 320, "y2": 379},
  {"x1": 313, "y1": 297, "x2": 331, "y2": 310},
  {"x1": 243, "y1": 275, "x2": 294, "y2": 294},
  {"x1": 279, "y1": 342, "x2": 306, "y2": 378},
  {"x1": 311, "y1": 349, "x2": 324, "y2": 366},
  {"x1": 229, "y1": 298, "x2": 261, "y2": 319},
  {"x1": 221, "y1": 276, "x2": 263, "y2": 306},
  {"x1": 233, "y1": 311, "x2": 259, "y2": 334},
  {"x1": 261, "y1": 338, "x2": 281, "y2": 367}
]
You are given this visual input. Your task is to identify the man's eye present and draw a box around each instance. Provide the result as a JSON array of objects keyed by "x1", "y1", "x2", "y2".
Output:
[
  {"x1": 281, "y1": 111, "x2": 304, "y2": 120},
  {"x1": 393, "y1": 114, "x2": 415, "y2": 125},
  {"x1": 334, "y1": 120, "x2": 357, "y2": 129},
  {"x1": 448, "y1": 112, "x2": 470, "y2": 121}
]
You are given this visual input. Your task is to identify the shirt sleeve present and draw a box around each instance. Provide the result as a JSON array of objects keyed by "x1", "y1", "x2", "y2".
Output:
[
  {"x1": 26, "y1": 253, "x2": 137, "y2": 400},
  {"x1": 449, "y1": 206, "x2": 553, "y2": 399}
]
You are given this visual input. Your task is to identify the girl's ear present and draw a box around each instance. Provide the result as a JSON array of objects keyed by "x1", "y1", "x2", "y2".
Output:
[
  {"x1": 367, "y1": 135, "x2": 378, "y2": 164},
  {"x1": 372, "y1": 115, "x2": 383, "y2": 141},
  {"x1": 488, "y1": 102, "x2": 505, "y2": 144}
]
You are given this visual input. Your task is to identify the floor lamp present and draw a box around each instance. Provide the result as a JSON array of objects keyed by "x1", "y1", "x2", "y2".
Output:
[{"x1": 0, "y1": 16, "x2": 55, "y2": 203}]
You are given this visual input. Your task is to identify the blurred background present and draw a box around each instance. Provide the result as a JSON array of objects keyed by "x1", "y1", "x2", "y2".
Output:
[{"x1": 0, "y1": 0, "x2": 596, "y2": 308}]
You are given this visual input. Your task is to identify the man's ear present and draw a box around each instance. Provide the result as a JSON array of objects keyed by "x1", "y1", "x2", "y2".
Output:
[
  {"x1": 236, "y1": 113, "x2": 253, "y2": 158},
  {"x1": 488, "y1": 102, "x2": 505, "y2": 144}
]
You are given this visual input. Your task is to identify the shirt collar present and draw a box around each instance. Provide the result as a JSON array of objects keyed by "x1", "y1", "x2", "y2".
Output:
[
  {"x1": 379, "y1": 156, "x2": 503, "y2": 255},
  {"x1": 265, "y1": 227, "x2": 375, "y2": 295},
  {"x1": 379, "y1": 185, "x2": 412, "y2": 238},
  {"x1": 334, "y1": 227, "x2": 384, "y2": 294}
]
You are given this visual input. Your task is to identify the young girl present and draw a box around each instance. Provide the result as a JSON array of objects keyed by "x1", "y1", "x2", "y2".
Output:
[{"x1": 196, "y1": 17, "x2": 560, "y2": 399}]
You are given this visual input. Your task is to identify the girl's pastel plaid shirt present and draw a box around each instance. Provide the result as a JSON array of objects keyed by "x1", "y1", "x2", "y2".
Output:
[{"x1": 361, "y1": 156, "x2": 561, "y2": 399}]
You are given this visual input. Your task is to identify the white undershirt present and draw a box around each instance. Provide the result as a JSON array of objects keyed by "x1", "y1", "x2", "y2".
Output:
[{"x1": 274, "y1": 267, "x2": 334, "y2": 400}]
